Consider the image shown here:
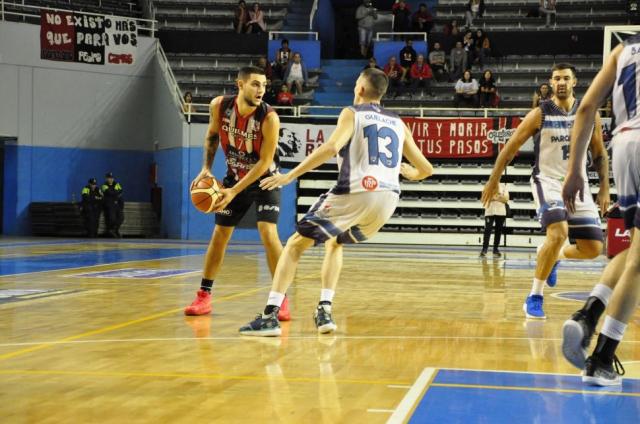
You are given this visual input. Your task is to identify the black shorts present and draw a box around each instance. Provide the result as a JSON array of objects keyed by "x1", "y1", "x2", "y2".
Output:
[{"x1": 214, "y1": 182, "x2": 280, "y2": 227}]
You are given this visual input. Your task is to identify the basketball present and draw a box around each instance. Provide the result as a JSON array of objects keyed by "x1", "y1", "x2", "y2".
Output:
[{"x1": 190, "y1": 176, "x2": 222, "y2": 213}]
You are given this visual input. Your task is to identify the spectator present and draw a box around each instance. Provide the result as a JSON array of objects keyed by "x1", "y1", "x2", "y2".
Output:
[
  {"x1": 409, "y1": 54, "x2": 434, "y2": 97},
  {"x1": 428, "y1": 42, "x2": 448, "y2": 82},
  {"x1": 450, "y1": 41, "x2": 467, "y2": 81},
  {"x1": 474, "y1": 29, "x2": 491, "y2": 68},
  {"x1": 480, "y1": 183, "x2": 509, "y2": 257},
  {"x1": 539, "y1": 0, "x2": 556, "y2": 27},
  {"x1": 256, "y1": 56, "x2": 273, "y2": 83},
  {"x1": 462, "y1": 30, "x2": 476, "y2": 68},
  {"x1": 183, "y1": 91, "x2": 195, "y2": 116},
  {"x1": 274, "y1": 39, "x2": 292, "y2": 80},
  {"x1": 392, "y1": 0, "x2": 412, "y2": 33},
  {"x1": 356, "y1": 0, "x2": 378, "y2": 57},
  {"x1": 233, "y1": 0, "x2": 248, "y2": 33},
  {"x1": 443, "y1": 19, "x2": 459, "y2": 37},
  {"x1": 246, "y1": 2, "x2": 266, "y2": 33},
  {"x1": 284, "y1": 52, "x2": 308, "y2": 95},
  {"x1": 363, "y1": 56, "x2": 382, "y2": 71},
  {"x1": 465, "y1": 0, "x2": 485, "y2": 29},
  {"x1": 479, "y1": 70, "x2": 497, "y2": 107},
  {"x1": 442, "y1": 19, "x2": 461, "y2": 53},
  {"x1": 454, "y1": 70, "x2": 478, "y2": 107},
  {"x1": 276, "y1": 83, "x2": 294, "y2": 115},
  {"x1": 383, "y1": 55, "x2": 405, "y2": 97},
  {"x1": 263, "y1": 79, "x2": 277, "y2": 105},
  {"x1": 412, "y1": 3, "x2": 434, "y2": 33},
  {"x1": 399, "y1": 38, "x2": 417, "y2": 69},
  {"x1": 102, "y1": 172, "x2": 124, "y2": 238},
  {"x1": 532, "y1": 82, "x2": 552, "y2": 107},
  {"x1": 81, "y1": 178, "x2": 102, "y2": 238}
]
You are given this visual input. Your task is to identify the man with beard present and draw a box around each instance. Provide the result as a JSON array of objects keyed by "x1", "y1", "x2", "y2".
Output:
[
  {"x1": 184, "y1": 66, "x2": 291, "y2": 321},
  {"x1": 482, "y1": 64, "x2": 610, "y2": 319}
]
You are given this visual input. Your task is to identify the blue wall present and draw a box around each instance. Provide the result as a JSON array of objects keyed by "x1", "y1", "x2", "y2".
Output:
[
  {"x1": 374, "y1": 41, "x2": 429, "y2": 67},
  {"x1": 268, "y1": 40, "x2": 321, "y2": 69},
  {"x1": 314, "y1": 0, "x2": 336, "y2": 58},
  {"x1": 3, "y1": 144, "x2": 153, "y2": 235}
]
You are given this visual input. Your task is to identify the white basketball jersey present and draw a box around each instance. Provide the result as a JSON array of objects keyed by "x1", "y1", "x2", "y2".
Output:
[
  {"x1": 532, "y1": 99, "x2": 587, "y2": 181},
  {"x1": 331, "y1": 104, "x2": 406, "y2": 195},
  {"x1": 613, "y1": 34, "x2": 640, "y2": 135}
]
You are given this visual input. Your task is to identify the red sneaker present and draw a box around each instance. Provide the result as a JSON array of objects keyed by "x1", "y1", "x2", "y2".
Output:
[
  {"x1": 278, "y1": 295, "x2": 291, "y2": 321},
  {"x1": 184, "y1": 290, "x2": 212, "y2": 316}
]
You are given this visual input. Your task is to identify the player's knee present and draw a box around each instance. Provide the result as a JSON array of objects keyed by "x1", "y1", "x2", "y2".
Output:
[
  {"x1": 579, "y1": 241, "x2": 603, "y2": 259},
  {"x1": 325, "y1": 238, "x2": 342, "y2": 252},
  {"x1": 545, "y1": 231, "x2": 567, "y2": 247},
  {"x1": 257, "y1": 222, "x2": 278, "y2": 240},
  {"x1": 212, "y1": 225, "x2": 233, "y2": 246}
]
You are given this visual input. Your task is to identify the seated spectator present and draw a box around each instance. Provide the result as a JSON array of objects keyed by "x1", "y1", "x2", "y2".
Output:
[
  {"x1": 363, "y1": 57, "x2": 382, "y2": 71},
  {"x1": 246, "y1": 2, "x2": 266, "y2": 33},
  {"x1": 442, "y1": 20, "x2": 461, "y2": 53},
  {"x1": 276, "y1": 83, "x2": 294, "y2": 115},
  {"x1": 274, "y1": 39, "x2": 292, "y2": 80},
  {"x1": 399, "y1": 38, "x2": 417, "y2": 69},
  {"x1": 474, "y1": 29, "x2": 491, "y2": 68},
  {"x1": 183, "y1": 91, "x2": 195, "y2": 116},
  {"x1": 429, "y1": 42, "x2": 448, "y2": 82},
  {"x1": 383, "y1": 56, "x2": 405, "y2": 98},
  {"x1": 392, "y1": 0, "x2": 412, "y2": 33},
  {"x1": 443, "y1": 19, "x2": 459, "y2": 37},
  {"x1": 465, "y1": 0, "x2": 485, "y2": 29},
  {"x1": 479, "y1": 70, "x2": 497, "y2": 107},
  {"x1": 463, "y1": 30, "x2": 476, "y2": 68},
  {"x1": 263, "y1": 79, "x2": 277, "y2": 104},
  {"x1": 539, "y1": 0, "x2": 557, "y2": 27},
  {"x1": 409, "y1": 54, "x2": 434, "y2": 97},
  {"x1": 454, "y1": 70, "x2": 478, "y2": 107},
  {"x1": 450, "y1": 41, "x2": 467, "y2": 81},
  {"x1": 532, "y1": 82, "x2": 552, "y2": 107},
  {"x1": 412, "y1": 3, "x2": 434, "y2": 33},
  {"x1": 233, "y1": 0, "x2": 248, "y2": 33},
  {"x1": 284, "y1": 52, "x2": 308, "y2": 95},
  {"x1": 257, "y1": 56, "x2": 273, "y2": 83}
]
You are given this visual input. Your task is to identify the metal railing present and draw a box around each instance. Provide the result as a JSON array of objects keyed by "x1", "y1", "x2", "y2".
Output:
[
  {"x1": 157, "y1": 42, "x2": 185, "y2": 114},
  {"x1": 269, "y1": 30, "x2": 318, "y2": 40},
  {"x1": 309, "y1": 0, "x2": 317, "y2": 31},
  {"x1": 0, "y1": 1, "x2": 157, "y2": 36},
  {"x1": 376, "y1": 32, "x2": 427, "y2": 42}
]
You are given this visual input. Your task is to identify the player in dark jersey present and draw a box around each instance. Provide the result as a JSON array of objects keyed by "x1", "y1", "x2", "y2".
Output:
[{"x1": 184, "y1": 66, "x2": 291, "y2": 321}]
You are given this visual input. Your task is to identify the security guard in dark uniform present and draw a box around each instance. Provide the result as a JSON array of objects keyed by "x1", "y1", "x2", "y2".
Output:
[
  {"x1": 102, "y1": 172, "x2": 124, "y2": 238},
  {"x1": 81, "y1": 178, "x2": 103, "y2": 238}
]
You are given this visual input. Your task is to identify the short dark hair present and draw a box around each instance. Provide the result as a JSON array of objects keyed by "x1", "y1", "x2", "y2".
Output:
[
  {"x1": 238, "y1": 66, "x2": 265, "y2": 80},
  {"x1": 281, "y1": 38, "x2": 289, "y2": 45},
  {"x1": 551, "y1": 63, "x2": 577, "y2": 78},
  {"x1": 361, "y1": 68, "x2": 388, "y2": 98}
]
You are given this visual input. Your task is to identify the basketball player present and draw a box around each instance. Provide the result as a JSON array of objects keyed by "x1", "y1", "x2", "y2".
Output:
[
  {"x1": 184, "y1": 66, "x2": 290, "y2": 321},
  {"x1": 561, "y1": 38, "x2": 640, "y2": 386},
  {"x1": 238, "y1": 68, "x2": 433, "y2": 336},
  {"x1": 481, "y1": 64, "x2": 610, "y2": 319}
]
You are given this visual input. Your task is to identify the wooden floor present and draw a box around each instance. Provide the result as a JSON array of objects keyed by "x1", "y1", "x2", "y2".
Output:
[{"x1": 0, "y1": 239, "x2": 638, "y2": 423}]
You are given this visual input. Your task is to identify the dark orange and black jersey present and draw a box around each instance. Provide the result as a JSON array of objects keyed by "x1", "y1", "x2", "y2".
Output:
[{"x1": 218, "y1": 95, "x2": 279, "y2": 183}]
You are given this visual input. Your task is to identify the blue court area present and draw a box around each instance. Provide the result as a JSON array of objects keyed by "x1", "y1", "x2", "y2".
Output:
[{"x1": 409, "y1": 369, "x2": 640, "y2": 423}]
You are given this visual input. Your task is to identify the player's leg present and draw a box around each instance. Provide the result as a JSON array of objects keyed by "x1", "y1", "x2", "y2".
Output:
[
  {"x1": 563, "y1": 184, "x2": 605, "y2": 259},
  {"x1": 562, "y1": 239, "x2": 603, "y2": 259},
  {"x1": 314, "y1": 238, "x2": 343, "y2": 333}
]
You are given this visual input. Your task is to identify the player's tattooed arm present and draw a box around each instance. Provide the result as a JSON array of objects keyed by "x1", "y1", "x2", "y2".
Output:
[
  {"x1": 192, "y1": 97, "x2": 222, "y2": 188},
  {"x1": 203, "y1": 133, "x2": 220, "y2": 171}
]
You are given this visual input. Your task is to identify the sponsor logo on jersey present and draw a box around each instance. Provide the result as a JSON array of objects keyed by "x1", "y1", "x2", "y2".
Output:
[
  {"x1": 361, "y1": 176, "x2": 378, "y2": 191},
  {"x1": 215, "y1": 209, "x2": 232, "y2": 216},
  {"x1": 221, "y1": 123, "x2": 258, "y2": 140},
  {"x1": 550, "y1": 135, "x2": 570, "y2": 143},
  {"x1": 258, "y1": 204, "x2": 280, "y2": 213}
]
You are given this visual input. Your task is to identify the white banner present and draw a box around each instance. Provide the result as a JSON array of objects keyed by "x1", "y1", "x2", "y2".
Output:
[
  {"x1": 105, "y1": 17, "x2": 137, "y2": 65},
  {"x1": 278, "y1": 122, "x2": 337, "y2": 165}
]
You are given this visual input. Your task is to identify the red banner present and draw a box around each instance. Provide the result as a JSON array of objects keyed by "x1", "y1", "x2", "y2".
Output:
[
  {"x1": 402, "y1": 117, "x2": 521, "y2": 158},
  {"x1": 40, "y1": 10, "x2": 75, "y2": 62}
]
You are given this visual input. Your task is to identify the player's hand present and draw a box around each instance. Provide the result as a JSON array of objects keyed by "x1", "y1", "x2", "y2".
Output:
[
  {"x1": 211, "y1": 187, "x2": 237, "y2": 212},
  {"x1": 562, "y1": 171, "x2": 585, "y2": 215},
  {"x1": 481, "y1": 179, "x2": 499, "y2": 208},
  {"x1": 191, "y1": 169, "x2": 213, "y2": 191},
  {"x1": 596, "y1": 187, "x2": 610, "y2": 217},
  {"x1": 400, "y1": 163, "x2": 421, "y2": 181},
  {"x1": 259, "y1": 172, "x2": 292, "y2": 190}
]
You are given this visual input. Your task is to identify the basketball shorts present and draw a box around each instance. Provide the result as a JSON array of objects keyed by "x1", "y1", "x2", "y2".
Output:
[
  {"x1": 297, "y1": 190, "x2": 399, "y2": 244},
  {"x1": 531, "y1": 174, "x2": 603, "y2": 241},
  {"x1": 215, "y1": 177, "x2": 280, "y2": 227},
  {"x1": 612, "y1": 129, "x2": 640, "y2": 230}
]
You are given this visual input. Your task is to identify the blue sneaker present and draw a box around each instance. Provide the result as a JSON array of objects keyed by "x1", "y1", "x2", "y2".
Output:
[
  {"x1": 546, "y1": 261, "x2": 559, "y2": 287},
  {"x1": 523, "y1": 295, "x2": 546, "y2": 319},
  {"x1": 239, "y1": 311, "x2": 281, "y2": 337}
]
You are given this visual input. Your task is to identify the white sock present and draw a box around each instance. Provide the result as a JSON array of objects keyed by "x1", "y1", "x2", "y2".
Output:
[
  {"x1": 600, "y1": 315, "x2": 627, "y2": 341},
  {"x1": 590, "y1": 283, "x2": 613, "y2": 306},
  {"x1": 320, "y1": 288, "x2": 335, "y2": 303},
  {"x1": 267, "y1": 291, "x2": 285, "y2": 308},
  {"x1": 530, "y1": 278, "x2": 545, "y2": 296}
]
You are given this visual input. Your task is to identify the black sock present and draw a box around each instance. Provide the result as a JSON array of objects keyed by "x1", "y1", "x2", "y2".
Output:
[
  {"x1": 200, "y1": 278, "x2": 214, "y2": 292},
  {"x1": 264, "y1": 305, "x2": 279, "y2": 315},
  {"x1": 319, "y1": 301, "x2": 332, "y2": 306},
  {"x1": 593, "y1": 333, "x2": 620, "y2": 364},
  {"x1": 582, "y1": 296, "x2": 605, "y2": 327}
]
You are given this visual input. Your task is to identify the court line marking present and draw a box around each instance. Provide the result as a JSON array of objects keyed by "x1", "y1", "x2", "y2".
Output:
[
  {"x1": 367, "y1": 409, "x2": 395, "y2": 413},
  {"x1": 0, "y1": 369, "x2": 411, "y2": 386},
  {"x1": 429, "y1": 382, "x2": 640, "y2": 398},
  {"x1": 387, "y1": 367, "x2": 437, "y2": 424},
  {"x1": 1, "y1": 335, "x2": 639, "y2": 348},
  {"x1": 388, "y1": 385, "x2": 412, "y2": 389},
  {"x1": 0, "y1": 286, "x2": 267, "y2": 362}
]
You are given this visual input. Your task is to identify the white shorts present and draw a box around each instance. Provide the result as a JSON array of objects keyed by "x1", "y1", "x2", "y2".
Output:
[
  {"x1": 612, "y1": 129, "x2": 640, "y2": 229},
  {"x1": 531, "y1": 174, "x2": 603, "y2": 241},
  {"x1": 297, "y1": 191, "x2": 399, "y2": 244}
]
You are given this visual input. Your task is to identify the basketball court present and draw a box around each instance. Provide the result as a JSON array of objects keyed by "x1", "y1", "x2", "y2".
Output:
[{"x1": 1, "y1": 238, "x2": 638, "y2": 422}]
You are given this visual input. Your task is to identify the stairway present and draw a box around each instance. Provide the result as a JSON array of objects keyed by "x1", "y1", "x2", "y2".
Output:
[
  {"x1": 284, "y1": 0, "x2": 314, "y2": 32},
  {"x1": 314, "y1": 59, "x2": 363, "y2": 109}
]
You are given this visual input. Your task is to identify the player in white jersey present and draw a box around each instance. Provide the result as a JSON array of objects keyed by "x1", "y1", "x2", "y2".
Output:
[
  {"x1": 482, "y1": 64, "x2": 610, "y2": 320},
  {"x1": 239, "y1": 68, "x2": 433, "y2": 336},
  {"x1": 561, "y1": 36, "x2": 640, "y2": 386}
]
